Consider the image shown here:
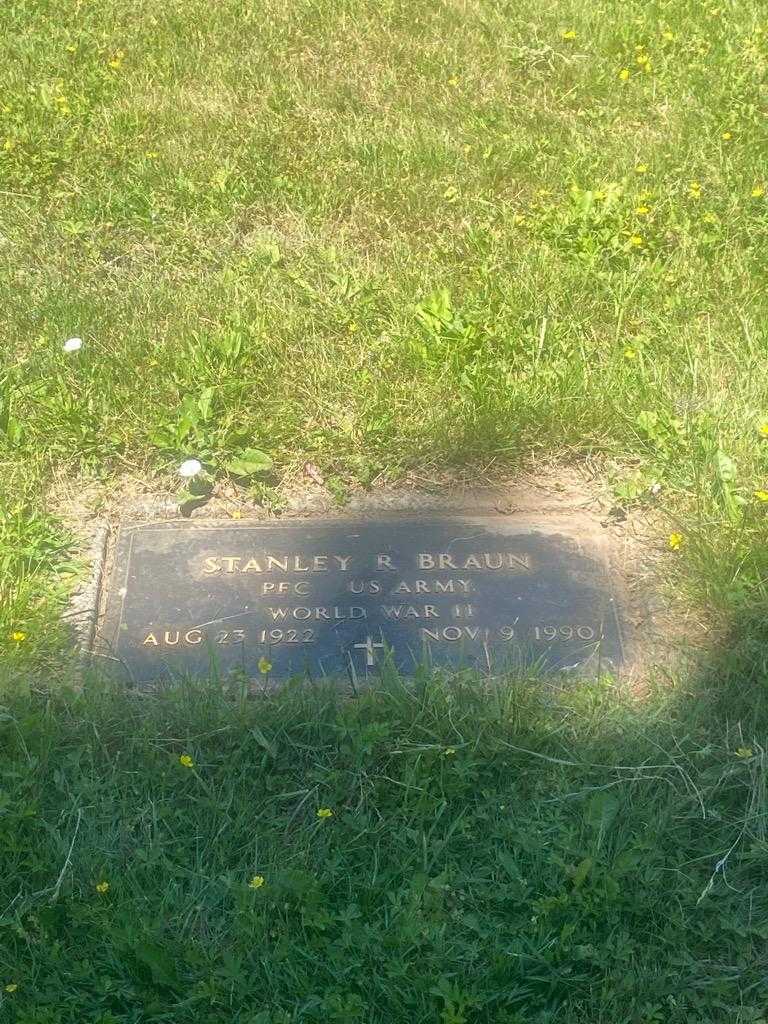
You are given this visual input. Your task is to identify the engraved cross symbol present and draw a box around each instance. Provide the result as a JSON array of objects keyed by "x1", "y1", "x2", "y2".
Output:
[{"x1": 353, "y1": 635, "x2": 385, "y2": 667}]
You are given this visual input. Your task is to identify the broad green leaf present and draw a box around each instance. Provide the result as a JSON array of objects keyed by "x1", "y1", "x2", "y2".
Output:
[
  {"x1": 224, "y1": 448, "x2": 273, "y2": 477},
  {"x1": 197, "y1": 386, "x2": 215, "y2": 421},
  {"x1": 715, "y1": 449, "x2": 737, "y2": 482},
  {"x1": 572, "y1": 856, "x2": 593, "y2": 889},
  {"x1": 585, "y1": 791, "x2": 619, "y2": 833},
  {"x1": 134, "y1": 940, "x2": 180, "y2": 988}
]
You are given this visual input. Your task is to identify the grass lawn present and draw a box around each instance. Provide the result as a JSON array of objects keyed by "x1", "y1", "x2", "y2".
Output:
[
  {"x1": 1, "y1": 0, "x2": 768, "y2": 1019},
  {"x1": 1, "y1": 673, "x2": 767, "y2": 1023}
]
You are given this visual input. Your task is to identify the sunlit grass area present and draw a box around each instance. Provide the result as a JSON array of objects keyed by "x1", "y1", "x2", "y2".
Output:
[
  {"x1": 2, "y1": 0, "x2": 768, "y2": 655},
  {"x1": 2, "y1": 0, "x2": 768, "y2": 1017}
]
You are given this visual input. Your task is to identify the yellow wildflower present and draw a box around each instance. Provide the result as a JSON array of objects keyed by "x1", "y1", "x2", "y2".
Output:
[
  {"x1": 317, "y1": 808, "x2": 334, "y2": 819},
  {"x1": 751, "y1": 186, "x2": 765, "y2": 198},
  {"x1": 689, "y1": 181, "x2": 702, "y2": 197},
  {"x1": 96, "y1": 881, "x2": 109, "y2": 894},
  {"x1": 635, "y1": 205, "x2": 650, "y2": 215},
  {"x1": 562, "y1": 29, "x2": 577, "y2": 40},
  {"x1": 754, "y1": 490, "x2": 768, "y2": 502},
  {"x1": 624, "y1": 347, "x2": 637, "y2": 359},
  {"x1": 5, "y1": 984, "x2": 17, "y2": 993},
  {"x1": 635, "y1": 164, "x2": 648, "y2": 174},
  {"x1": 10, "y1": 631, "x2": 26, "y2": 642},
  {"x1": 179, "y1": 754, "x2": 194, "y2": 768},
  {"x1": 258, "y1": 656, "x2": 272, "y2": 674},
  {"x1": 629, "y1": 234, "x2": 644, "y2": 247},
  {"x1": 448, "y1": 76, "x2": 459, "y2": 86},
  {"x1": 619, "y1": 68, "x2": 631, "y2": 81},
  {"x1": 248, "y1": 875, "x2": 266, "y2": 889},
  {"x1": 722, "y1": 131, "x2": 732, "y2": 140},
  {"x1": 230, "y1": 509, "x2": 242, "y2": 519},
  {"x1": 759, "y1": 422, "x2": 768, "y2": 437},
  {"x1": 668, "y1": 532, "x2": 684, "y2": 550},
  {"x1": 662, "y1": 30, "x2": 675, "y2": 41},
  {"x1": 735, "y1": 746, "x2": 753, "y2": 759}
]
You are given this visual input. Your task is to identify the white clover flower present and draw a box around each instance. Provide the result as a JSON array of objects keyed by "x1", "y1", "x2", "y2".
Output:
[
  {"x1": 178, "y1": 458, "x2": 203, "y2": 479},
  {"x1": 63, "y1": 337, "x2": 83, "y2": 353}
]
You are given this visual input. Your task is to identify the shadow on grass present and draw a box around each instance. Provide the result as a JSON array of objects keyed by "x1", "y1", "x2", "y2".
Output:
[{"x1": 0, "y1": 638, "x2": 766, "y2": 1024}]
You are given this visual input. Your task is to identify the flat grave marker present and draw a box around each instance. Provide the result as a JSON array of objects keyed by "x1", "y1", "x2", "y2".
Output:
[{"x1": 96, "y1": 515, "x2": 626, "y2": 684}]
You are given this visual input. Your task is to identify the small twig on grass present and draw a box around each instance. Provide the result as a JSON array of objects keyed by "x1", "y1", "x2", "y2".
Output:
[
  {"x1": 50, "y1": 809, "x2": 83, "y2": 904},
  {"x1": 534, "y1": 315, "x2": 547, "y2": 364},
  {"x1": 696, "y1": 832, "x2": 743, "y2": 906},
  {"x1": 284, "y1": 787, "x2": 316, "y2": 835}
]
